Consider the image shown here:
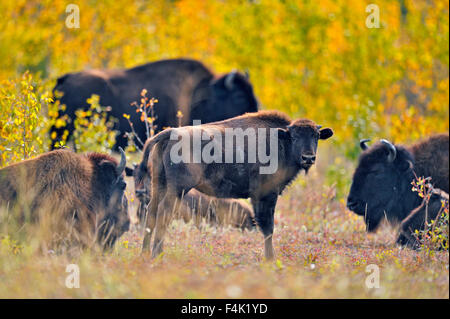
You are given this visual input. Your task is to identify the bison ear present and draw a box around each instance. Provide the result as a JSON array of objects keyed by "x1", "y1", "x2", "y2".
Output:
[
  {"x1": 319, "y1": 128, "x2": 333, "y2": 140},
  {"x1": 125, "y1": 166, "x2": 134, "y2": 177},
  {"x1": 98, "y1": 160, "x2": 119, "y2": 183},
  {"x1": 400, "y1": 160, "x2": 414, "y2": 172},
  {"x1": 277, "y1": 128, "x2": 290, "y2": 140}
]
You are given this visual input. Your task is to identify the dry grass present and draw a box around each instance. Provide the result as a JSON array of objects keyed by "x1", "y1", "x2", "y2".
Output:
[{"x1": 0, "y1": 154, "x2": 448, "y2": 299}]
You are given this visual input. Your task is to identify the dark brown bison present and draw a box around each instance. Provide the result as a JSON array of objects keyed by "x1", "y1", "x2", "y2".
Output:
[
  {"x1": 0, "y1": 148, "x2": 130, "y2": 249},
  {"x1": 52, "y1": 58, "x2": 259, "y2": 150},
  {"x1": 139, "y1": 110, "x2": 333, "y2": 259},
  {"x1": 347, "y1": 134, "x2": 449, "y2": 245},
  {"x1": 180, "y1": 190, "x2": 255, "y2": 230},
  {"x1": 155, "y1": 189, "x2": 256, "y2": 231},
  {"x1": 126, "y1": 159, "x2": 255, "y2": 231}
]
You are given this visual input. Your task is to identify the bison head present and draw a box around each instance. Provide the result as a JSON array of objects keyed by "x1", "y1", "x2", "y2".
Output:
[
  {"x1": 92, "y1": 148, "x2": 130, "y2": 248},
  {"x1": 278, "y1": 119, "x2": 333, "y2": 172},
  {"x1": 193, "y1": 71, "x2": 258, "y2": 123},
  {"x1": 347, "y1": 139, "x2": 416, "y2": 232}
]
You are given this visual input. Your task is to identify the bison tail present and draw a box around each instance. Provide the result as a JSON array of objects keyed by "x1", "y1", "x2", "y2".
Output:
[{"x1": 141, "y1": 128, "x2": 174, "y2": 166}]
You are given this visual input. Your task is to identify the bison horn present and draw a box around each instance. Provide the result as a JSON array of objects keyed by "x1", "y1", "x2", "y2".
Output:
[
  {"x1": 380, "y1": 139, "x2": 397, "y2": 162},
  {"x1": 116, "y1": 147, "x2": 127, "y2": 175},
  {"x1": 360, "y1": 139, "x2": 371, "y2": 150},
  {"x1": 317, "y1": 125, "x2": 322, "y2": 129},
  {"x1": 224, "y1": 71, "x2": 237, "y2": 90}
]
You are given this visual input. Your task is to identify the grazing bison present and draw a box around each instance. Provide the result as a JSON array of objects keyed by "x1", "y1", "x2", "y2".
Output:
[
  {"x1": 126, "y1": 157, "x2": 255, "y2": 231},
  {"x1": 0, "y1": 148, "x2": 130, "y2": 249},
  {"x1": 140, "y1": 110, "x2": 333, "y2": 259},
  {"x1": 346, "y1": 134, "x2": 449, "y2": 245},
  {"x1": 52, "y1": 58, "x2": 259, "y2": 150},
  {"x1": 180, "y1": 190, "x2": 256, "y2": 230}
]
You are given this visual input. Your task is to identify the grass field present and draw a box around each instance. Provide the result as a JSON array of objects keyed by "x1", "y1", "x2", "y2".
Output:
[{"x1": 0, "y1": 151, "x2": 447, "y2": 299}]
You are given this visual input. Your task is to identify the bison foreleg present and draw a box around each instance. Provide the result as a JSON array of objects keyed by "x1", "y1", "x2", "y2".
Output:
[{"x1": 252, "y1": 193, "x2": 278, "y2": 260}]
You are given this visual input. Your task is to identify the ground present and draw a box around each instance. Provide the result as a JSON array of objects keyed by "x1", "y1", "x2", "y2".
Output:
[{"x1": 0, "y1": 152, "x2": 447, "y2": 299}]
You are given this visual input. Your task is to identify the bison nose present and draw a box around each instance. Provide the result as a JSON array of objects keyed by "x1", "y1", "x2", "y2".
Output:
[
  {"x1": 301, "y1": 154, "x2": 316, "y2": 164},
  {"x1": 347, "y1": 197, "x2": 358, "y2": 210}
]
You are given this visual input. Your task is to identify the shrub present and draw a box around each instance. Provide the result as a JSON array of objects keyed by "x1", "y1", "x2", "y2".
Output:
[
  {"x1": 72, "y1": 94, "x2": 117, "y2": 154},
  {"x1": 411, "y1": 177, "x2": 449, "y2": 251},
  {"x1": 0, "y1": 72, "x2": 52, "y2": 166}
]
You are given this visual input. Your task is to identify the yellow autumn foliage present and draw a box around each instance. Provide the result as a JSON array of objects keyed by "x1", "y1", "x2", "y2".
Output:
[{"x1": 0, "y1": 0, "x2": 448, "y2": 162}]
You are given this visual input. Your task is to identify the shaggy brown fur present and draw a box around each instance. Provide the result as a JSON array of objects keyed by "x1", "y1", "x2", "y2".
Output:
[
  {"x1": 173, "y1": 190, "x2": 255, "y2": 230},
  {"x1": 0, "y1": 149, "x2": 129, "y2": 250},
  {"x1": 409, "y1": 134, "x2": 449, "y2": 193},
  {"x1": 127, "y1": 151, "x2": 255, "y2": 231}
]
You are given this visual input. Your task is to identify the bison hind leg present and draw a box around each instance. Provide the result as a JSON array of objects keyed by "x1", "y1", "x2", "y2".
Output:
[{"x1": 151, "y1": 189, "x2": 184, "y2": 259}]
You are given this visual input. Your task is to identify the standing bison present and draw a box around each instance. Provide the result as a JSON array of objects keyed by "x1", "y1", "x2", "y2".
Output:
[
  {"x1": 0, "y1": 148, "x2": 130, "y2": 250},
  {"x1": 140, "y1": 110, "x2": 333, "y2": 259},
  {"x1": 346, "y1": 134, "x2": 449, "y2": 246},
  {"x1": 52, "y1": 58, "x2": 259, "y2": 150}
]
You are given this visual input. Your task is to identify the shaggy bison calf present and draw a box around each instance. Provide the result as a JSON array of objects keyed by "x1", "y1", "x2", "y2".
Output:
[
  {"x1": 347, "y1": 134, "x2": 449, "y2": 246},
  {"x1": 141, "y1": 110, "x2": 333, "y2": 259},
  {"x1": 0, "y1": 148, "x2": 130, "y2": 249}
]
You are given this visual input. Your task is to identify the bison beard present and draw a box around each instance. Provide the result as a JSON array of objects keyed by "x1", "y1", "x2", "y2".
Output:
[
  {"x1": 0, "y1": 148, "x2": 130, "y2": 251},
  {"x1": 347, "y1": 134, "x2": 449, "y2": 247},
  {"x1": 51, "y1": 58, "x2": 259, "y2": 150},
  {"x1": 139, "y1": 110, "x2": 333, "y2": 259}
]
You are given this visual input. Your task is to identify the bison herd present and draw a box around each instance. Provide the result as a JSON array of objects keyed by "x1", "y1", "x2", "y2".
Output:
[{"x1": 0, "y1": 58, "x2": 448, "y2": 258}]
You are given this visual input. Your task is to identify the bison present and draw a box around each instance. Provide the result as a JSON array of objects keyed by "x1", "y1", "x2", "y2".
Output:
[
  {"x1": 51, "y1": 58, "x2": 259, "y2": 150},
  {"x1": 139, "y1": 110, "x2": 333, "y2": 259},
  {"x1": 346, "y1": 134, "x2": 449, "y2": 245},
  {"x1": 126, "y1": 160, "x2": 255, "y2": 231},
  {"x1": 0, "y1": 148, "x2": 130, "y2": 250},
  {"x1": 179, "y1": 190, "x2": 255, "y2": 230}
]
